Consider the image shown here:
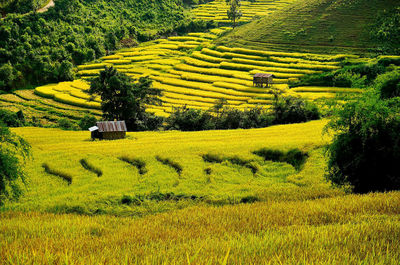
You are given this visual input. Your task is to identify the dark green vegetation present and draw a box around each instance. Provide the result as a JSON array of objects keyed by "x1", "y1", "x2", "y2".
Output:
[
  {"x1": 0, "y1": 0, "x2": 215, "y2": 91},
  {"x1": 218, "y1": 0, "x2": 400, "y2": 53},
  {"x1": 253, "y1": 148, "x2": 308, "y2": 171},
  {"x1": 0, "y1": 109, "x2": 25, "y2": 127},
  {"x1": 0, "y1": 122, "x2": 30, "y2": 205},
  {"x1": 166, "y1": 95, "x2": 320, "y2": 131},
  {"x1": 89, "y1": 67, "x2": 163, "y2": 131},
  {"x1": 326, "y1": 68, "x2": 400, "y2": 193},
  {"x1": 42, "y1": 163, "x2": 72, "y2": 185},
  {"x1": 0, "y1": 0, "x2": 47, "y2": 15},
  {"x1": 290, "y1": 56, "x2": 400, "y2": 89}
]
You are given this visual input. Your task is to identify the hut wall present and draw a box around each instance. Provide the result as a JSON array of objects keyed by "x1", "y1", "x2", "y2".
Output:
[{"x1": 102, "y1": 131, "x2": 126, "y2": 140}]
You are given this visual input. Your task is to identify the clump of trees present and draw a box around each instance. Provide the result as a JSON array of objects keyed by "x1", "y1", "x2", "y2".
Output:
[
  {"x1": 0, "y1": 0, "x2": 215, "y2": 92},
  {"x1": 166, "y1": 95, "x2": 320, "y2": 131},
  {"x1": 289, "y1": 57, "x2": 400, "y2": 89},
  {"x1": 326, "y1": 69, "x2": 400, "y2": 193},
  {"x1": 89, "y1": 67, "x2": 163, "y2": 131}
]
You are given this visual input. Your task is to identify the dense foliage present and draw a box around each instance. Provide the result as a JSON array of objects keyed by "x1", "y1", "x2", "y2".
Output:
[
  {"x1": 166, "y1": 95, "x2": 320, "y2": 131},
  {"x1": 89, "y1": 67, "x2": 162, "y2": 131},
  {"x1": 0, "y1": 122, "x2": 30, "y2": 205},
  {"x1": 325, "y1": 64, "x2": 400, "y2": 192},
  {"x1": 0, "y1": 0, "x2": 46, "y2": 15},
  {"x1": 0, "y1": 0, "x2": 215, "y2": 91},
  {"x1": 372, "y1": 7, "x2": 400, "y2": 54},
  {"x1": 290, "y1": 57, "x2": 400, "y2": 88}
]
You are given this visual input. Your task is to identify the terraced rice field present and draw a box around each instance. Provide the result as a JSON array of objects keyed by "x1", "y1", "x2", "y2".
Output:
[
  {"x1": 192, "y1": 0, "x2": 297, "y2": 23},
  {"x1": 0, "y1": 88, "x2": 102, "y2": 126},
  {"x1": 32, "y1": 28, "x2": 362, "y2": 117}
]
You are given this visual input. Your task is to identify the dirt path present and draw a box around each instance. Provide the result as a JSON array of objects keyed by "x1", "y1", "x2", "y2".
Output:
[{"x1": 37, "y1": 0, "x2": 55, "y2": 13}]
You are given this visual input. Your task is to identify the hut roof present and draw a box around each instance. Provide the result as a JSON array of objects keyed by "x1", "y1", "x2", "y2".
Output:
[
  {"x1": 96, "y1": 121, "x2": 127, "y2": 132},
  {"x1": 253, "y1": 73, "x2": 275, "y2": 78}
]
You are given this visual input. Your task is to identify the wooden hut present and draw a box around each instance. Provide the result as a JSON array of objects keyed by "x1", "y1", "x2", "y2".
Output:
[
  {"x1": 253, "y1": 73, "x2": 275, "y2": 87},
  {"x1": 89, "y1": 121, "x2": 127, "y2": 140}
]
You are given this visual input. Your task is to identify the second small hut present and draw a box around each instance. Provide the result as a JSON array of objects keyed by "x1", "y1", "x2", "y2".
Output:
[{"x1": 253, "y1": 73, "x2": 275, "y2": 87}]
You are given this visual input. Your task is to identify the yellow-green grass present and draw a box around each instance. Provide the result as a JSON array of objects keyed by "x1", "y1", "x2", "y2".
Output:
[
  {"x1": 35, "y1": 82, "x2": 101, "y2": 110},
  {"x1": 291, "y1": 87, "x2": 364, "y2": 93},
  {"x1": 153, "y1": 82, "x2": 251, "y2": 102},
  {"x1": 2, "y1": 121, "x2": 400, "y2": 263},
  {"x1": 217, "y1": 0, "x2": 400, "y2": 54},
  {"x1": 38, "y1": 28, "x2": 367, "y2": 116},
  {"x1": 5, "y1": 120, "x2": 336, "y2": 215}
]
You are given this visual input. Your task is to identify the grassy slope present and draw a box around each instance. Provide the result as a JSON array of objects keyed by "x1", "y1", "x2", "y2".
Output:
[
  {"x1": 4, "y1": 120, "x2": 341, "y2": 216},
  {"x1": 1, "y1": 121, "x2": 400, "y2": 264},
  {"x1": 217, "y1": 0, "x2": 400, "y2": 54}
]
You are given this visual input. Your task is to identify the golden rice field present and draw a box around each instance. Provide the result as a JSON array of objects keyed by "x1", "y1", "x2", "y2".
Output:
[
  {"x1": 30, "y1": 27, "x2": 362, "y2": 118},
  {"x1": 1, "y1": 121, "x2": 400, "y2": 264},
  {"x1": 192, "y1": 0, "x2": 297, "y2": 23}
]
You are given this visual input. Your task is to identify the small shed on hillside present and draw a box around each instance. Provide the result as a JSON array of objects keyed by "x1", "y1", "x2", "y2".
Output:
[
  {"x1": 89, "y1": 121, "x2": 127, "y2": 140},
  {"x1": 253, "y1": 73, "x2": 275, "y2": 87}
]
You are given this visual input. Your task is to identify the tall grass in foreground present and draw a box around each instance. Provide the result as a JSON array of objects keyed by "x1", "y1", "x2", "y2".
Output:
[{"x1": 1, "y1": 192, "x2": 399, "y2": 264}]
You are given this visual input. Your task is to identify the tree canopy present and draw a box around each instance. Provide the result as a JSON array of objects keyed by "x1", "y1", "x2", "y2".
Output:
[{"x1": 89, "y1": 67, "x2": 162, "y2": 131}]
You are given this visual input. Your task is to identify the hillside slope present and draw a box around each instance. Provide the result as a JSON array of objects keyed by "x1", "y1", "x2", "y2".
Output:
[{"x1": 217, "y1": 0, "x2": 399, "y2": 54}]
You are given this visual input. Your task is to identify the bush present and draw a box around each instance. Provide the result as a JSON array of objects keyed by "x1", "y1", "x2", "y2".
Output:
[
  {"x1": 0, "y1": 109, "x2": 25, "y2": 127},
  {"x1": 78, "y1": 115, "x2": 97, "y2": 130},
  {"x1": 272, "y1": 95, "x2": 320, "y2": 124},
  {"x1": 166, "y1": 107, "x2": 215, "y2": 131},
  {"x1": 374, "y1": 70, "x2": 400, "y2": 99},
  {"x1": 57, "y1": 118, "x2": 79, "y2": 130},
  {"x1": 325, "y1": 94, "x2": 400, "y2": 193}
]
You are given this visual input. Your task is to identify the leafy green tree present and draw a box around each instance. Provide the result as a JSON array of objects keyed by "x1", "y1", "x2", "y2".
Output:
[
  {"x1": 0, "y1": 122, "x2": 30, "y2": 205},
  {"x1": 89, "y1": 67, "x2": 161, "y2": 131},
  {"x1": 325, "y1": 93, "x2": 400, "y2": 193},
  {"x1": 226, "y1": 0, "x2": 242, "y2": 28}
]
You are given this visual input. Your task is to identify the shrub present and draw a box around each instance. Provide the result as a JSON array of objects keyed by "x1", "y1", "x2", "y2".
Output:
[
  {"x1": 374, "y1": 70, "x2": 400, "y2": 99},
  {"x1": 78, "y1": 115, "x2": 97, "y2": 130},
  {"x1": 166, "y1": 107, "x2": 215, "y2": 131},
  {"x1": 271, "y1": 95, "x2": 320, "y2": 124},
  {"x1": 0, "y1": 109, "x2": 25, "y2": 127},
  {"x1": 58, "y1": 118, "x2": 79, "y2": 130},
  {"x1": 325, "y1": 94, "x2": 400, "y2": 193}
]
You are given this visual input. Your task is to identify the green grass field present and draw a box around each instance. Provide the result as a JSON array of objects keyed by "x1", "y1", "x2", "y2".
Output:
[
  {"x1": 1, "y1": 121, "x2": 400, "y2": 264},
  {"x1": 217, "y1": 0, "x2": 400, "y2": 54}
]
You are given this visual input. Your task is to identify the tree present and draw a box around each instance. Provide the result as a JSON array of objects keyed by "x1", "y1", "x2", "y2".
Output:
[
  {"x1": 89, "y1": 66, "x2": 162, "y2": 131},
  {"x1": 325, "y1": 93, "x2": 400, "y2": 193},
  {"x1": 0, "y1": 122, "x2": 30, "y2": 205},
  {"x1": 226, "y1": 0, "x2": 242, "y2": 28}
]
